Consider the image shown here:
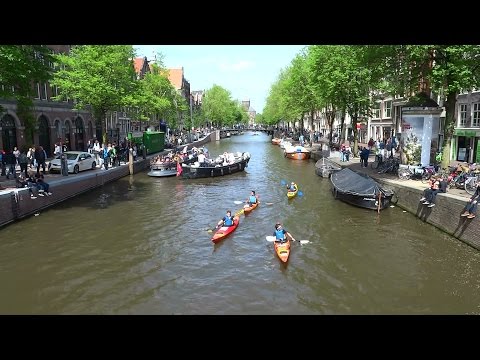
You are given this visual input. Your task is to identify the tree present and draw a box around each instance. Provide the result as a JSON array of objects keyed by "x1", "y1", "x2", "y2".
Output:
[
  {"x1": 381, "y1": 45, "x2": 480, "y2": 168},
  {"x1": 236, "y1": 101, "x2": 250, "y2": 126},
  {"x1": 0, "y1": 45, "x2": 53, "y2": 143},
  {"x1": 51, "y1": 45, "x2": 138, "y2": 144},
  {"x1": 255, "y1": 113, "x2": 264, "y2": 125},
  {"x1": 127, "y1": 59, "x2": 177, "y2": 130},
  {"x1": 202, "y1": 85, "x2": 237, "y2": 127}
]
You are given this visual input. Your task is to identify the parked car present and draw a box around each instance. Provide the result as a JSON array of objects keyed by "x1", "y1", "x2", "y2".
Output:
[{"x1": 48, "y1": 151, "x2": 97, "y2": 174}]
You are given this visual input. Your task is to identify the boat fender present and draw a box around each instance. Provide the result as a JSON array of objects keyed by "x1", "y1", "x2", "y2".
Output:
[
  {"x1": 211, "y1": 170, "x2": 214, "y2": 177},
  {"x1": 221, "y1": 168, "x2": 224, "y2": 176}
]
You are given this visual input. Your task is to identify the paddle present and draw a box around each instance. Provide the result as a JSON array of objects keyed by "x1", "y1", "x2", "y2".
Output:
[{"x1": 265, "y1": 235, "x2": 310, "y2": 245}]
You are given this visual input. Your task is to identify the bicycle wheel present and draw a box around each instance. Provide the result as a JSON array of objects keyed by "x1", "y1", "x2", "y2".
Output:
[
  {"x1": 421, "y1": 172, "x2": 431, "y2": 184},
  {"x1": 465, "y1": 176, "x2": 478, "y2": 195},
  {"x1": 398, "y1": 169, "x2": 411, "y2": 180}
]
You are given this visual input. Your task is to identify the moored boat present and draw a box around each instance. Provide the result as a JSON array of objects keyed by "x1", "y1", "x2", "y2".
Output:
[
  {"x1": 147, "y1": 164, "x2": 177, "y2": 177},
  {"x1": 180, "y1": 152, "x2": 251, "y2": 179},
  {"x1": 330, "y1": 168, "x2": 394, "y2": 210},
  {"x1": 211, "y1": 216, "x2": 240, "y2": 244},
  {"x1": 284, "y1": 145, "x2": 311, "y2": 160},
  {"x1": 271, "y1": 138, "x2": 282, "y2": 145},
  {"x1": 315, "y1": 158, "x2": 342, "y2": 178}
]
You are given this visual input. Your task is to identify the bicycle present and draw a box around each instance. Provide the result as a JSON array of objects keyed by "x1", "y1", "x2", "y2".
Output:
[{"x1": 370, "y1": 154, "x2": 384, "y2": 170}]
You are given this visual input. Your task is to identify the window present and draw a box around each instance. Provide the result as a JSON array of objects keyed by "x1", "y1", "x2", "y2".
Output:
[
  {"x1": 459, "y1": 104, "x2": 467, "y2": 126},
  {"x1": 384, "y1": 100, "x2": 392, "y2": 118},
  {"x1": 40, "y1": 83, "x2": 47, "y2": 100},
  {"x1": 34, "y1": 83, "x2": 40, "y2": 99},
  {"x1": 373, "y1": 102, "x2": 381, "y2": 119},
  {"x1": 473, "y1": 103, "x2": 480, "y2": 127}
]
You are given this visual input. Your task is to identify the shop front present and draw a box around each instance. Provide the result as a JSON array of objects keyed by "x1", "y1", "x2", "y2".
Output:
[{"x1": 453, "y1": 129, "x2": 480, "y2": 163}]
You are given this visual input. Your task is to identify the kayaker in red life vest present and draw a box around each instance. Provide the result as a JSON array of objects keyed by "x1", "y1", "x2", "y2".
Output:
[
  {"x1": 244, "y1": 190, "x2": 259, "y2": 207},
  {"x1": 287, "y1": 182, "x2": 298, "y2": 192},
  {"x1": 273, "y1": 222, "x2": 295, "y2": 243},
  {"x1": 217, "y1": 210, "x2": 235, "y2": 228}
]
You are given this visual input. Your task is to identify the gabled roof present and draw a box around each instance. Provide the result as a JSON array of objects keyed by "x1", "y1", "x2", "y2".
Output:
[
  {"x1": 134, "y1": 57, "x2": 144, "y2": 74},
  {"x1": 167, "y1": 68, "x2": 184, "y2": 90},
  {"x1": 134, "y1": 57, "x2": 151, "y2": 78}
]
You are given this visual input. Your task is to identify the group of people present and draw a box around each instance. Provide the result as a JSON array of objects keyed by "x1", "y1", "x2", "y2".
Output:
[
  {"x1": 215, "y1": 189, "x2": 295, "y2": 244},
  {"x1": 419, "y1": 174, "x2": 479, "y2": 218},
  {"x1": 1, "y1": 145, "x2": 48, "y2": 180},
  {"x1": 16, "y1": 171, "x2": 52, "y2": 199}
]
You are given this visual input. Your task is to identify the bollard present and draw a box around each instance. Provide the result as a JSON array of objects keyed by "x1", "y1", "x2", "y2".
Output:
[{"x1": 61, "y1": 154, "x2": 68, "y2": 176}]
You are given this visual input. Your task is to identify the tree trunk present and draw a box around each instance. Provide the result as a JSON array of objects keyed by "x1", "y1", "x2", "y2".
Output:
[
  {"x1": 441, "y1": 90, "x2": 458, "y2": 169},
  {"x1": 351, "y1": 111, "x2": 359, "y2": 157},
  {"x1": 340, "y1": 108, "x2": 346, "y2": 143}
]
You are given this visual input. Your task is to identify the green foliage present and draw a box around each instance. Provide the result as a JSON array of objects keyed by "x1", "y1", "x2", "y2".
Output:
[
  {"x1": 0, "y1": 45, "x2": 53, "y2": 134},
  {"x1": 202, "y1": 85, "x2": 238, "y2": 127},
  {"x1": 51, "y1": 45, "x2": 138, "y2": 143},
  {"x1": 379, "y1": 45, "x2": 480, "y2": 167},
  {"x1": 255, "y1": 113, "x2": 264, "y2": 124},
  {"x1": 129, "y1": 60, "x2": 177, "y2": 123}
]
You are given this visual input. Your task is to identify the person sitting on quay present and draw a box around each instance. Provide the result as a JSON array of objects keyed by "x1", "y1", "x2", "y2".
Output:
[
  {"x1": 16, "y1": 173, "x2": 39, "y2": 199},
  {"x1": 419, "y1": 175, "x2": 447, "y2": 208},
  {"x1": 35, "y1": 172, "x2": 52, "y2": 196},
  {"x1": 461, "y1": 183, "x2": 480, "y2": 219}
]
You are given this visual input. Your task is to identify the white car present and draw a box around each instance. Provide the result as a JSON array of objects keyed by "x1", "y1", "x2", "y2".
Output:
[{"x1": 48, "y1": 151, "x2": 97, "y2": 174}]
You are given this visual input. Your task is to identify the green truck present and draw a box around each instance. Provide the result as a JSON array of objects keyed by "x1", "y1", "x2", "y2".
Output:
[{"x1": 128, "y1": 131, "x2": 165, "y2": 155}]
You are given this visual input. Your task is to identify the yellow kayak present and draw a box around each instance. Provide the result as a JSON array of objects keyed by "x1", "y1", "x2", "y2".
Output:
[{"x1": 287, "y1": 188, "x2": 298, "y2": 199}]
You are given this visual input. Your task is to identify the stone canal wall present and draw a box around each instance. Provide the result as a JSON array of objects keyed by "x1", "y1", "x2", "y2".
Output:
[
  {"x1": 375, "y1": 178, "x2": 480, "y2": 250},
  {"x1": 0, "y1": 134, "x2": 213, "y2": 229}
]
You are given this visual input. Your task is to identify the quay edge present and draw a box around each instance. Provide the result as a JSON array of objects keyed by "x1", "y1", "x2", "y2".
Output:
[{"x1": 0, "y1": 134, "x2": 213, "y2": 229}]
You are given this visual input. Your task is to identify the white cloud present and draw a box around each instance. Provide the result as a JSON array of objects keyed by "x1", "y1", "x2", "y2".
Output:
[{"x1": 219, "y1": 60, "x2": 255, "y2": 72}]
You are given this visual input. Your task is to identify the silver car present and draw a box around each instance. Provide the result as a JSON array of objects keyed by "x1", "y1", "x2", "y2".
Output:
[{"x1": 48, "y1": 151, "x2": 97, "y2": 174}]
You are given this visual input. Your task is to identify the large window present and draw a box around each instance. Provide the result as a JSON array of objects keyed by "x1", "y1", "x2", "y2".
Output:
[
  {"x1": 40, "y1": 83, "x2": 47, "y2": 100},
  {"x1": 373, "y1": 102, "x2": 381, "y2": 119},
  {"x1": 35, "y1": 83, "x2": 41, "y2": 99},
  {"x1": 384, "y1": 100, "x2": 392, "y2": 118},
  {"x1": 459, "y1": 104, "x2": 467, "y2": 126},
  {"x1": 473, "y1": 103, "x2": 480, "y2": 127}
]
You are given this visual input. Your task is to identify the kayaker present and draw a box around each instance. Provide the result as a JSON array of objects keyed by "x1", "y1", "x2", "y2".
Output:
[
  {"x1": 217, "y1": 210, "x2": 235, "y2": 228},
  {"x1": 273, "y1": 222, "x2": 296, "y2": 243},
  {"x1": 244, "y1": 190, "x2": 259, "y2": 208},
  {"x1": 287, "y1": 182, "x2": 298, "y2": 192}
]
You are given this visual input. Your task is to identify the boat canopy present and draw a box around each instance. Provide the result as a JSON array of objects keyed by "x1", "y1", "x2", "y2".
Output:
[{"x1": 330, "y1": 168, "x2": 393, "y2": 197}]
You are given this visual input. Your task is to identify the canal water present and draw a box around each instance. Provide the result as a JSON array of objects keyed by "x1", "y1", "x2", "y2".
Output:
[{"x1": 1, "y1": 132, "x2": 480, "y2": 314}]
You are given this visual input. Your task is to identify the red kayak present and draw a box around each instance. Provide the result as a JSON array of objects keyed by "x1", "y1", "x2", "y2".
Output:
[
  {"x1": 243, "y1": 201, "x2": 259, "y2": 214},
  {"x1": 211, "y1": 216, "x2": 240, "y2": 244}
]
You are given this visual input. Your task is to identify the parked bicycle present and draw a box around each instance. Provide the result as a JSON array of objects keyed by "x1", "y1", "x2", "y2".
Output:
[{"x1": 377, "y1": 157, "x2": 400, "y2": 175}]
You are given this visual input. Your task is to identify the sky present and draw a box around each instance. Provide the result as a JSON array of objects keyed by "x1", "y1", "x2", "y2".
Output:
[{"x1": 134, "y1": 45, "x2": 306, "y2": 114}]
